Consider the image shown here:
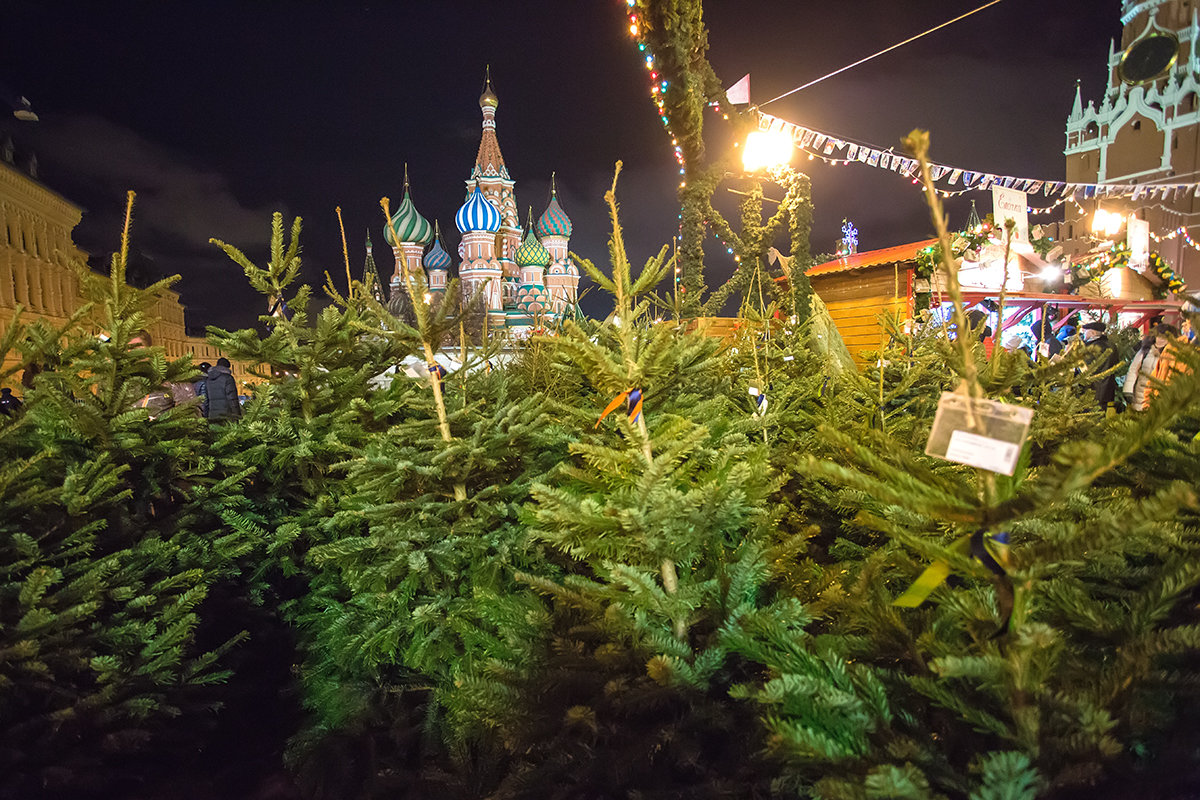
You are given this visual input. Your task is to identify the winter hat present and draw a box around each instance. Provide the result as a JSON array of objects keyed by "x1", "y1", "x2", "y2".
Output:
[
  {"x1": 1156, "y1": 323, "x2": 1179, "y2": 337},
  {"x1": 1081, "y1": 321, "x2": 1106, "y2": 333},
  {"x1": 216, "y1": 357, "x2": 231, "y2": 368}
]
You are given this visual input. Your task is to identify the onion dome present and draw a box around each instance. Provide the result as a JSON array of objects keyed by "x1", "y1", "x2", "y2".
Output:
[
  {"x1": 456, "y1": 183, "x2": 501, "y2": 233},
  {"x1": 515, "y1": 227, "x2": 551, "y2": 268},
  {"x1": 536, "y1": 174, "x2": 572, "y2": 238},
  {"x1": 479, "y1": 66, "x2": 499, "y2": 108},
  {"x1": 384, "y1": 174, "x2": 433, "y2": 246},
  {"x1": 424, "y1": 222, "x2": 452, "y2": 270},
  {"x1": 480, "y1": 82, "x2": 499, "y2": 109}
]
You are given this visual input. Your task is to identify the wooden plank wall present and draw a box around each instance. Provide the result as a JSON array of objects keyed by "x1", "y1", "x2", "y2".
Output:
[{"x1": 811, "y1": 266, "x2": 908, "y2": 361}]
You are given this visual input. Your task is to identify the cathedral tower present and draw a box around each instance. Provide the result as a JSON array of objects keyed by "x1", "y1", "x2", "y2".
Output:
[
  {"x1": 467, "y1": 73, "x2": 522, "y2": 305},
  {"x1": 537, "y1": 174, "x2": 579, "y2": 311}
]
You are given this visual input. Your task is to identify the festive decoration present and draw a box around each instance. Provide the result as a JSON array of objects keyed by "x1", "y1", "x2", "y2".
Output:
[
  {"x1": 595, "y1": 387, "x2": 644, "y2": 427},
  {"x1": 836, "y1": 218, "x2": 859, "y2": 257},
  {"x1": 758, "y1": 111, "x2": 1200, "y2": 200},
  {"x1": 914, "y1": 220, "x2": 994, "y2": 280},
  {"x1": 1070, "y1": 242, "x2": 1187, "y2": 295}
]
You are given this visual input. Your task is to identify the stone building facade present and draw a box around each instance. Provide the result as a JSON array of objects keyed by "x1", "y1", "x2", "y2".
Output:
[{"x1": 0, "y1": 140, "x2": 254, "y2": 392}]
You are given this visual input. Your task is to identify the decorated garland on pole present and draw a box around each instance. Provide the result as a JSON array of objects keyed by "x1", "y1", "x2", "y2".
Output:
[
  {"x1": 1070, "y1": 242, "x2": 1187, "y2": 297},
  {"x1": 913, "y1": 221, "x2": 996, "y2": 280}
]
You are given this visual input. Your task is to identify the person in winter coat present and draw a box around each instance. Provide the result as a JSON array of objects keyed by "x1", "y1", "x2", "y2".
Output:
[
  {"x1": 1079, "y1": 321, "x2": 1121, "y2": 412},
  {"x1": 195, "y1": 362, "x2": 211, "y2": 418},
  {"x1": 0, "y1": 387, "x2": 22, "y2": 416},
  {"x1": 204, "y1": 357, "x2": 241, "y2": 420},
  {"x1": 1125, "y1": 323, "x2": 1179, "y2": 411}
]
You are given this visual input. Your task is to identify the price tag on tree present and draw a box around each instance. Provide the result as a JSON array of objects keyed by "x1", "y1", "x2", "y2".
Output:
[{"x1": 925, "y1": 392, "x2": 1033, "y2": 476}]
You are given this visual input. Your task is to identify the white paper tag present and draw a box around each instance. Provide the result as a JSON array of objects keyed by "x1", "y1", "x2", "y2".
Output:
[
  {"x1": 925, "y1": 392, "x2": 1033, "y2": 476},
  {"x1": 944, "y1": 430, "x2": 1020, "y2": 474}
]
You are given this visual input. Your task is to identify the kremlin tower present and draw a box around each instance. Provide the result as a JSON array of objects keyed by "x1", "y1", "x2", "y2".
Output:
[
  {"x1": 382, "y1": 74, "x2": 580, "y2": 333},
  {"x1": 1058, "y1": 0, "x2": 1200, "y2": 286}
]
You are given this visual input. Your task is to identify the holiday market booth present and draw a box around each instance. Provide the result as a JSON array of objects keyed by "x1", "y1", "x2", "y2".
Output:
[{"x1": 797, "y1": 228, "x2": 1186, "y2": 363}]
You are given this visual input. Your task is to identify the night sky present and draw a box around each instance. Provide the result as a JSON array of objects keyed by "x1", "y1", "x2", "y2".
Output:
[{"x1": 2, "y1": 1, "x2": 1118, "y2": 332}]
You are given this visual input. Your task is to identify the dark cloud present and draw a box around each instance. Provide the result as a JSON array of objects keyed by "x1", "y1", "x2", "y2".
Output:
[{"x1": 24, "y1": 113, "x2": 276, "y2": 256}]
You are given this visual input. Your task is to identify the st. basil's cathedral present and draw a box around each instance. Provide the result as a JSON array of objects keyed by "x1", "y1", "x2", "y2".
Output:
[{"x1": 375, "y1": 77, "x2": 580, "y2": 332}]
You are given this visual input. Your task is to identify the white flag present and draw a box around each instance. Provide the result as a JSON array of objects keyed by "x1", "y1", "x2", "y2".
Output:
[{"x1": 726, "y1": 74, "x2": 751, "y2": 105}]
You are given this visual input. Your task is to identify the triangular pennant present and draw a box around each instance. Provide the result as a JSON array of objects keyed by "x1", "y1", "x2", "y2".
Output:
[{"x1": 725, "y1": 73, "x2": 751, "y2": 105}]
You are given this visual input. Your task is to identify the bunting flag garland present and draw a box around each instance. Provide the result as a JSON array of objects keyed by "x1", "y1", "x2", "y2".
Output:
[
  {"x1": 759, "y1": 111, "x2": 1200, "y2": 201},
  {"x1": 596, "y1": 387, "x2": 644, "y2": 428}
]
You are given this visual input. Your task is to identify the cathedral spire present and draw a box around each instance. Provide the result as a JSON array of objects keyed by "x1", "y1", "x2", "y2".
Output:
[
  {"x1": 473, "y1": 69, "x2": 508, "y2": 180},
  {"x1": 1071, "y1": 80, "x2": 1083, "y2": 120},
  {"x1": 363, "y1": 228, "x2": 386, "y2": 303}
]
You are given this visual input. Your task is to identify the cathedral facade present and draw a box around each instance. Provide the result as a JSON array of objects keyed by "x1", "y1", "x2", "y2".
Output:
[
  {"x1": 381, "y1": 79, "x2": 580, "y2": 332},
  {"x1": 1059, "y1": 0, "x2": 1200, "y2": 286}
]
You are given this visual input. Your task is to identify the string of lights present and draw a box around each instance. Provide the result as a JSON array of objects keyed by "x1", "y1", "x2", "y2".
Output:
[
  {"x1": 623, "y1": 0, "x2": 686, "y2": 182},
  {"x1": 1151, "y1": 225, "x2": 1200, "y2": 253}
]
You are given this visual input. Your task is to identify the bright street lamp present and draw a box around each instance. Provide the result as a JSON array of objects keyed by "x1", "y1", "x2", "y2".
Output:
[
  {"x1": 1091, "y1": 208, "x2": 1124, "y2": 238},
  {"x1": 742, "y1": 130, "x2": 793, "y2": 172}
]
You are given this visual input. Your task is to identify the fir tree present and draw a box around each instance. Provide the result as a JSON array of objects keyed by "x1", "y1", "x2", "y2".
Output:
[
  {"x1": 721, "y1": 133, "x2": 1200, "y2": 798},
  {"x1": 0, "y1": 193, "x2": 256, "y2": 797},
  {"x1": 444, "y1": 165, "x2": 806, "y2": 798}
]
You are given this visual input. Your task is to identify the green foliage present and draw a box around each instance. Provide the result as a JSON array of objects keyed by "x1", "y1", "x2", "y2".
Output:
[
  {"x1": 8, "y1": 144, "x2": 1200, "y2": 800},
  {"x1": 0, "y1": 193, "x2": 258, "y2": 796}
]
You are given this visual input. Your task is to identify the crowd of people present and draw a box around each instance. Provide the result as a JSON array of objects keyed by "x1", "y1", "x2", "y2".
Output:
[
  {"x1": 1, "y1": 330, "x2": 243, "y2": 422},
  {"x1": 996, "y1": 313, "x2": 1190, "y2": 414}
]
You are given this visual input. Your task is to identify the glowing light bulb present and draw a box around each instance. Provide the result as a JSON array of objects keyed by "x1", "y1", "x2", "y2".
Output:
[{"x1": 742, "y1": 129, "x2": 793, "y2": 172}]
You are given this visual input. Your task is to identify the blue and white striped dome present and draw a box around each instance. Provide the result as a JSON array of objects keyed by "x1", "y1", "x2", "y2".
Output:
[
  {"x1": 455, "y1": 184, "x2": 501, "y2": 233},
  {"x1": 424, "y1": 237, "x2": 452, "y2": 270}
]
